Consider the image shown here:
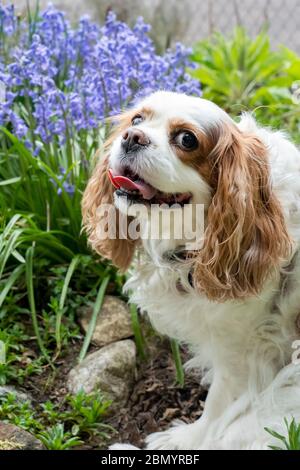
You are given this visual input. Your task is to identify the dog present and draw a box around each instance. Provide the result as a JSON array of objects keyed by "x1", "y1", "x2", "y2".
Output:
[{"x1": 82, "y1": 91, "x2": 300, "y2": 450}]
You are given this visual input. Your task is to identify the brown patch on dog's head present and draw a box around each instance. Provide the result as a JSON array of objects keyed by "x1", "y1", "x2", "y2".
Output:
[
  {"x1": 169, "y1": 117, "x2": 292, "y2": 301},
  {"x1": 179, "y1": 120, "x2": 292, "y2": 301},
  {"x1": 82, "y1": 111, "x2": 138, "y2": 271},
  {"x1": 168, "y1": 118, "x2": 215, "y2": 182}
]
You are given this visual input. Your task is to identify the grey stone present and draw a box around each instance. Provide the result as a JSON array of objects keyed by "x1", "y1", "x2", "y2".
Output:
[
  {"x1": 79, "y1": 295, "x2": 133, "y2": 347},
  {"x1": 0, "y1": 422, "x2": 44, "y2": 450},
  {"x1": 67, "y1": 340, "x2": 136, "y2": 410}
]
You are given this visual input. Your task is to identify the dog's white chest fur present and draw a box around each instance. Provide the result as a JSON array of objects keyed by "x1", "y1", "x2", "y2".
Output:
[{"x1": 124, "y1": 252, "x2": 300, "y2": 450}]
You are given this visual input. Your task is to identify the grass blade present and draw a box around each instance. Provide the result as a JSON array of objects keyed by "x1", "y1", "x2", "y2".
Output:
[
  {"x1": 25, "y1": 245, "x2": 50, "y2": 362},
  {"x1": 0, "y1": 177, "x2": 22, "y2": 186},
  {"x1": 129, "y1": 303, "x2": 146, "y2": 360},
  {"x1": 55, "y1": 255, "x2": 81, "y2": 357},
  {"x1": 170, "y1": 339, "x2": 185, "y2": 387},
  {"x1": 1, "y1": 214, "x2": 23, "y2": 239},
  {"x1": 0, "y1": 229, "x2": 24, "y2": 279},
  {"x1": 0, "y1": 264, "x2": 25, "y2": 309},
  {"x1": 78, "y1": 275, "x2": 110, "y2": 363}
]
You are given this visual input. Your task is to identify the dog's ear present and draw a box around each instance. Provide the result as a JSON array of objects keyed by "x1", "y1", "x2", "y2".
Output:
[
  {"x1": 82, "y1": 118, "x2": 137, "y2": 271},
  {"x1": 193, "y1": 123, "x2": 291, "y2": 301}
]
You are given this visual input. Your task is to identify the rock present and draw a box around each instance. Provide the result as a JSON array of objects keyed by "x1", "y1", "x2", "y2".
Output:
[
  {"x1": 0, "y1": 385, "x2": 32, "y2": 404},
  {"x1": 79, "y1": 295, "x2": 133, "y2": 347},
  {"x1": 67, "y1": 340, "x2": 136, "y2": 410},
  {"x1": 0, "y1": 423, "x2": 44, "y2": 450}
]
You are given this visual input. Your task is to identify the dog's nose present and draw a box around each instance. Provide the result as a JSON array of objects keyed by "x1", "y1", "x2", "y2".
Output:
[{"x1": 121, "y1": 128, "x2": 150, "y2": 153}]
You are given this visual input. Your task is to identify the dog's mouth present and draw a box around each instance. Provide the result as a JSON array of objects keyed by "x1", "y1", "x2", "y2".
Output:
[{"x1": 108, "y1": 168, "x2": 192, "y2": 207}]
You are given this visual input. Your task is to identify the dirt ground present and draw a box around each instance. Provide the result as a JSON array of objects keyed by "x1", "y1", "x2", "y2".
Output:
[
  {"x1": 107, "y1": 339, "x2": 207, "y2": 448},
  {"x1": 22, "y1": 337, "x2": 207, "y2": 449}
]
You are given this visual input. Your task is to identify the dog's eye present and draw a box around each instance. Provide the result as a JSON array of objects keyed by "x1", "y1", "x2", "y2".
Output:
[
  {"x1": 175, "y1": 131, "x2": 198, "y2": 150},
  {"x1": 131, "y1": 115, "x2": 143, "y2": 126}
]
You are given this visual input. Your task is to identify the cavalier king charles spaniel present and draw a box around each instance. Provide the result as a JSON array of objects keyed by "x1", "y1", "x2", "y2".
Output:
[{"x1": 82, "y1": 91, "x2": 300, "y2": 450}]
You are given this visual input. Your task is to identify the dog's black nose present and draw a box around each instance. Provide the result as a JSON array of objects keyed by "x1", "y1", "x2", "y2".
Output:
[{"x1": 121, "y1": 128, "x2": 150, "y2": 153}]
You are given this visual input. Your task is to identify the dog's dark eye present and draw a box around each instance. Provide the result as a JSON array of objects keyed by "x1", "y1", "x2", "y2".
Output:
[
  {"x1": 132, "y1": 115, "x2": 143, "y2": 126},
  {"x1": 175, "y1": 131, "x2": 198, "y2": 150}
]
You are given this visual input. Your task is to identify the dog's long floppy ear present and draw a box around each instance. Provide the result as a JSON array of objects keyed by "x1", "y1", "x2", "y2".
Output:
[
  {"x1": 82, "y1": 120, "x2": 137, "y2": 271},
  {"x1": 193, "y1": 123, "x2": 292, "y2": 301}
]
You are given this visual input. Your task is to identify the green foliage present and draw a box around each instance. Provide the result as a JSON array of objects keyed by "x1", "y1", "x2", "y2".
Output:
[
  {"x1": 0, "y1": 257, "x2": 105, "y2": 384},
  {"x1": 0, "y1": 393, "x2": 42, "y2": 431},
  {"x1": 64, "y1": 390, "x2": 113, "y2": 437},
  {"x1": 0, "y1": 126, "x2": 121, "y2": 372},
  {"x1": 0, "y1": 321, "x2": 44, "y2": 385},
  {"x1": 78, "y1": 276, "x2": 110, "y2": 363},
  {"x1": 191, "y1": 28, "x2": 300, "y2": 142},
  {"x1": 170, "y1": 339, "x2": 184, "y2": 387},
  {"x1": 0, "y1": 390, "x2": 112, "y2": 450},
  {"x1": 192, "y1": 28, "x2": 292, "y2": 111},
  {"x1": 265, "y1": 417, "x2": 300, "y2": 450},
  {"x1": 37, "y1": 423, "x2": 83, "y2": 450}
]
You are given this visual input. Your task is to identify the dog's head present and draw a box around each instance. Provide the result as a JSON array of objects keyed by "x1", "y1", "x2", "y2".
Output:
[{"x1": 82, "y1": 91, "x2": 291, "y2": 301}]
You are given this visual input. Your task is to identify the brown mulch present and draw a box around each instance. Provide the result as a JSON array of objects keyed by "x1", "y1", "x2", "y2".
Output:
[{"x1": 107, "y1": 338, "x2": 207, "y2": 448}]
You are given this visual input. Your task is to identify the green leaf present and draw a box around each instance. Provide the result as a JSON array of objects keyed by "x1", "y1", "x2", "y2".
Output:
[
  {"x1": 0, "y1": 177, "x2": 22, "y2": 186},
  {"x1": 78, "y1": 276, "x2": 110, "y2": 362},
  {"x1": 25, "y1": 245, "x2": 50, "y2": 362},
  {"x1": 55, "y1": 255, "x2": 81, "y2": 356},
  {"x1": 170, "y1": 339, "x2": 184, "y2": 387},
  {"x1": 0, "y1": 264, "x2": 25, "y2": 309}
]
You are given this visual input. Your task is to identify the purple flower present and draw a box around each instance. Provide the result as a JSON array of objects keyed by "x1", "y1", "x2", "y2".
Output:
[
  {"x1": 0, "y1": 4, "x2": 17, "y2": 36},
  {"x1": 0, "y1": 5, "x2": 201, "y2": 150},
  {"x1": 51, "y1": 167, "x2": 75, "y2": 197},
  {"x1": 62, "y1": 182, "x2": 75, "y2": 196}
]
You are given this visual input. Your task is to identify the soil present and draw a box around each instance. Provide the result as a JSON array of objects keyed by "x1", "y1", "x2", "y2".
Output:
[
  {"x1": 22, "y1": 336, "x2": 207, "y2": 450},
  {"x1": 107, "y1": 338, "x2": 207, "y2": 448}
]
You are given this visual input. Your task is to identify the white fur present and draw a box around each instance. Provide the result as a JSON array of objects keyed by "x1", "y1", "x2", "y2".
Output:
[{"x1": 109, "y1": 91, "x2": 300, "y2": 450}]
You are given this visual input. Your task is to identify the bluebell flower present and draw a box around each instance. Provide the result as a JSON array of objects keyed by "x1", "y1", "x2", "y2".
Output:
[
  {"x1": 0, "y1": 4, "x2": 201, "y2": 158},
  {"x1": 50, "y1": 166, "x2": 75, "y2": 196},
  {"x1": 0, "y1": 4, "x2": 17, "y2": 36}
]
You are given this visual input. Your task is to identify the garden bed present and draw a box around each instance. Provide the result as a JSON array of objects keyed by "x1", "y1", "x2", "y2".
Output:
[{"x1": 1, "y1": 330, "x2": 206, "y2": 450}]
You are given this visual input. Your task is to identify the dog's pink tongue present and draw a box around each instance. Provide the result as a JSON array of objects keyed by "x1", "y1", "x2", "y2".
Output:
[{"x1": 108, "y1": 170, "x2": 157, "y2": 200}]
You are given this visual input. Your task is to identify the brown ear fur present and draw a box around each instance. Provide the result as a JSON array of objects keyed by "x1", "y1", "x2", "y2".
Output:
[
  {"x1": 82, "y1": 117, "x2": 137, "y2": 271},
  {"x1": 193, "y1": 124, "x2": 292, "y2": 301}
]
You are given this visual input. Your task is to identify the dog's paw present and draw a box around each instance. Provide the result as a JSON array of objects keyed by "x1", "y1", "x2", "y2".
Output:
[
  {"x1": 145, "y1": 420, "x2": 199, "y2": 450},
  {"x1": 109, "y1": 443, "x2": 140, "y2": 450}
]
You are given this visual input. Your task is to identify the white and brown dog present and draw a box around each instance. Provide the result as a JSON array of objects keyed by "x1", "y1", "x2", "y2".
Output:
[{"x1": 82, "y1": 91, "x2": 300, "y2": 450}]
